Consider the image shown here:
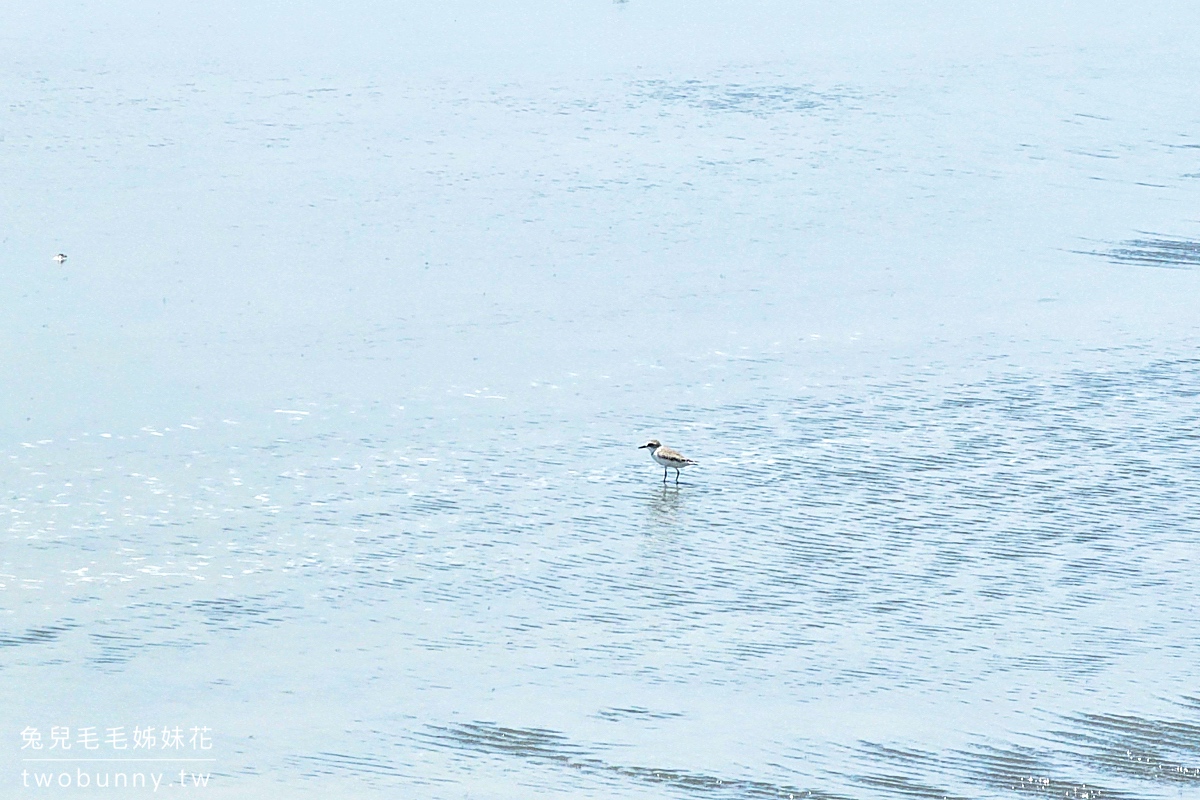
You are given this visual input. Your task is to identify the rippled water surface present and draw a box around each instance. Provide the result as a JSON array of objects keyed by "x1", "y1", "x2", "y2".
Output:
[{"x1": 4, "y1": 2, "x2": 1200, "y2": 797}]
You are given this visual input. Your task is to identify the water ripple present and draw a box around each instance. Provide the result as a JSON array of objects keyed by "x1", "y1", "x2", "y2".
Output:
[{"x1": 419, "y1": 722, "x2": 843, "y2": 800}]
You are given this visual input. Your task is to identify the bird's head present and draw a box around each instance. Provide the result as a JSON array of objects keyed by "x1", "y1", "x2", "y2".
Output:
[{"x1": 639, "y1": 439, "x2": 661, "y2": 450}]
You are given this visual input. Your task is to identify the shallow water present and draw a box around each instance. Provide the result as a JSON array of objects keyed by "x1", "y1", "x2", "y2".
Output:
[{"x1": 4, "y1": 2, "x2": 1200, "y2": 798}]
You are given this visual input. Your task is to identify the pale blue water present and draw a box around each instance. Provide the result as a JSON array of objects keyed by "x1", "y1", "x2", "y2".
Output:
[{"x1": 4, "y1": 2, "x2": 1200, "y2": 798}]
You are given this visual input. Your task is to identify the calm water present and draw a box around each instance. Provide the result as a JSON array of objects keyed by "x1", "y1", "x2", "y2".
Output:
[{"x1": 4, "y1": 3, "x2": 1200, "y2": 798}]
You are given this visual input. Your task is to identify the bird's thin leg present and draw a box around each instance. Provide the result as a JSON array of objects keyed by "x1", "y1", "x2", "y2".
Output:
[
  {"x1": 662, "y1": 467, "x2": 668, "y2": 483},
  {"x1": 675, "y1": 468, "x2": 680, "y2": 484}
]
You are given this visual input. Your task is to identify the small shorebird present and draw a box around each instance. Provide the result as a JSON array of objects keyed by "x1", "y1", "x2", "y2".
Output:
[
  {"x1": 52, "y1": 253, "x2": 67, "y2": 263},
  {"x1": 639, "y1": 439, "x2": 697, "y2": 483}
]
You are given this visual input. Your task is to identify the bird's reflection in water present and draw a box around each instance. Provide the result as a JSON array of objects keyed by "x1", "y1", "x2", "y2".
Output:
[{"x1": 646, "y1": 484, "x2": 683, "y2": 523}]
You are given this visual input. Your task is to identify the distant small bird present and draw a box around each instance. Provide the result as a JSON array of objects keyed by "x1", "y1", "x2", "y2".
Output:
[
  {"x1": 639, "y1": 439, "x2": 697, "y2": 483},
  {"x1": 52, "y1": 253, "x2": 67, "y2": 263}
]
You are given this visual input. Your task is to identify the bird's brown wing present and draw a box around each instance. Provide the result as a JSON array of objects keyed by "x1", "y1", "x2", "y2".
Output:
[{"x1": 657, "y1": 446, "x2": 695, "y2": 464}]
